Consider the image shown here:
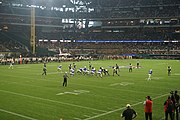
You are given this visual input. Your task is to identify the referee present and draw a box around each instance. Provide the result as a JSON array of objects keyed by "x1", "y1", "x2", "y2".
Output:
[{"x1": 63, "y1": 72, "x2": 69, "y2": 87}]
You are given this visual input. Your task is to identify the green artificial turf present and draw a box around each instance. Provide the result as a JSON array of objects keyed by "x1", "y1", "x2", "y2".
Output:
[{"x1": 0, "y1": 59, "x2": 179, "y2": 120}]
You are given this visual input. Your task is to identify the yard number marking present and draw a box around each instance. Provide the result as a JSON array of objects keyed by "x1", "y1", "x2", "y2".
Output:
[
  {"x1": 56, "y1": 90, "x2": 90, "y2": 95},
  {"x1": 109, "y1": 82, "x2": 134, "y2": 86}
]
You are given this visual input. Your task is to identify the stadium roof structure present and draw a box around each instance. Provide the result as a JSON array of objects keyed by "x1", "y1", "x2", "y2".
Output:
[
  {"x1": 0, "y1": 0, "x2": 180, "y2": 43},
  {"x1": 0, "y1": 0, "x2": 180, "y2": 18}
]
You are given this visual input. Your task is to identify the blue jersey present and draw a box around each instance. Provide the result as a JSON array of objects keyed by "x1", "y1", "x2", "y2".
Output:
[
  {"x1": 58, "y1": 65, "x2": 62, "y2": 69},
  {"x1": 83, "y1": 67, "x2": 87, "y2": 71},
  {"x1": 149, "y1": 69, "x2": 152, "y2": 74},
  {"x1": 91, "y1": 69, "x2": 96, "y2": 72},
  {"x1": 70, "y1": 69, "x2": 75, "y2": 74},
  {"x1": 98, "y1": 69, "x2": 102, "y2": 73},
  {"x1": 79, "y1": 68, "x2": 83, "y2": 71}
]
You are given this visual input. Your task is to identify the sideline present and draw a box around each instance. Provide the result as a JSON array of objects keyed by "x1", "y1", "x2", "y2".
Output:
[
  {"x1": 0, "y1": 108, "x2": 37, "y2": 120},
  {"x1": 83, "y1": 92, "x2": 174, "y2": 120}
]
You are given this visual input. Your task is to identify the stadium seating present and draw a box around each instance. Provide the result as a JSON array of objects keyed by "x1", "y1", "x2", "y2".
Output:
[{"x1": 0, "y1": 0, "x2": 179, "y2": 57}]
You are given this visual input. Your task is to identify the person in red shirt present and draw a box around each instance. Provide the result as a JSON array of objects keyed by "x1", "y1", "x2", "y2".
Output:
[{"x1": 144, "y1": 96, "x2": 153, "y2": 120}]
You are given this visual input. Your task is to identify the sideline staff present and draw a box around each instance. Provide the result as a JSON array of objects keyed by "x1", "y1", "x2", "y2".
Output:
[{"x1": 121, "y1": 104, "x2": 137, "y2": 120}]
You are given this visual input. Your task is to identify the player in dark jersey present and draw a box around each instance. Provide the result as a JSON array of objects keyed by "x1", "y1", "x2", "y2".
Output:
[
  {"x1": 116, "y1": 64, "x2": 120, "y2": 72},
  {"x1": 43, "y1": 62, "x2": 46, "y2": 67},
  {"x1": 103, "y1": 68, "x2": 110, "y2": 76},
  {"x1": 137, "y1": 61, "x2": 140, "y2": 68},
  {"x1": 73, "y1": 63, "x2": 76, "y2": 70},
  {"x1": 167, "y1": 66, "x2": 171, "y2": 76},
  {"x1": 113, "y1": 66, "x2": 119, "y2": 76},
  {"x1": 129, "y1": 63, "x2": 132, "y2": 72},
  {"x1": 89, "y1": 61, "x2": 92, "y2": 70},
  {"x1": 42, "y1": 66, "x2": 47, "y2": 75},
  {"x1": 68, "y1": 64, "x2": 72, "y2": 72}
]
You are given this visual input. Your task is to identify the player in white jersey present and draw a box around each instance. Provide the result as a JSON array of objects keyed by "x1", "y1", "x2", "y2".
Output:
[
  {"x1": 83, "y1": 66, "x2": 88, "y2": 75},
  {"x1": 97, "y1": 67, "x2": 103, "y2": 78},
  {"x1": 9, "y1": 59, "x2": 14, "y2": 69},
  {"x1": 147, "y1": 69, "x2": 153, "y2": 80},
  {"x1": 57, "y1": 65, "x2": 62, "y2": 71},
  {"x1": 70, "y1": 68, "x2": 75, "y2": 76},
  {"x1": 91, "y1": 67, "x2": 96, "y2": 76},
  {"x1": 77, "y1": 68, "x2": 83, "y2": 74}
]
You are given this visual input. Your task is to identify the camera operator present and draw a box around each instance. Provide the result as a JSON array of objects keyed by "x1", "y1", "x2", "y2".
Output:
[
  {"x1": 170, "y1": 90, "x2": 179, "y2": 120},
  {"x1": 174, "y1": 91, "x2": 179, "y2": 120}
]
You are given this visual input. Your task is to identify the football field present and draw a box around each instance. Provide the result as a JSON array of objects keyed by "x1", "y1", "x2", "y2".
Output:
[{"x1": 0, "y1": 59, "x2": 180, "y2": 120}]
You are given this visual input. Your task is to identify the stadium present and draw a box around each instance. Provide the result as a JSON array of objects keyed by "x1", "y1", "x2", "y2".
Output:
[{"x1": 0, "y1": 0, "x2": 180, "y2": 120}]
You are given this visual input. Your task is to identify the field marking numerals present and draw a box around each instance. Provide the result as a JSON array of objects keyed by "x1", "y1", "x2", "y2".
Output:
[
  {"x1": 56, "y1": 90, "x2": 90, "y2": 96},
  {"x1": 110, "y1": 82, "x2": 134, "y2": 86}
]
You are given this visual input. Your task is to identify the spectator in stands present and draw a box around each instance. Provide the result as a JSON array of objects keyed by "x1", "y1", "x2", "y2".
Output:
[
  {"x1": 121, "y1": 104, "x2": 137, "y2": 120},
  {"x1": 144, "y1": 96, "x2": 153, "y2": 120}
]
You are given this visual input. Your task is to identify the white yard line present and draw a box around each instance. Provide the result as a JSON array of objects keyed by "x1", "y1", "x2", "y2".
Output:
[
  {"x1": 160, "y1": 117, "x2": 165, "y2": 120},
  {"x1": 74, "y1": 117, "x2": 82, "y2": 120},
  {"x1": 0, "y1": 108, "x2": 37, "y2": 120},
  {"x1": 1, "y1": 74, "x2": 158, "y2": 95},
  {"x1": 0, "y1": 89, "x2": 106, "y2": 113},
  {"x1": 37, "y1": 72, "x2": 60, "y2": 75},
  {"x1": 83, "y1": 115, "x2": 91, "y2": 117},
  {"x1": 83, "y1": 92, "x2": 174, "y2": 120}
]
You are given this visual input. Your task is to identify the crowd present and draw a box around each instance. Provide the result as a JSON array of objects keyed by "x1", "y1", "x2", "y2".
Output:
[
  {"x1": 37, "y1": 41, "x2": 180, "y2": 56},
  {"x1": 0, "y1": 0, "x2": 179, "y2": 58},
  {"x1": 0, "y1": 37, "x2": 27, "y2": 53},
  {"x1": 0, "y1": 0, "x2": 179, "y2": 19}
]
